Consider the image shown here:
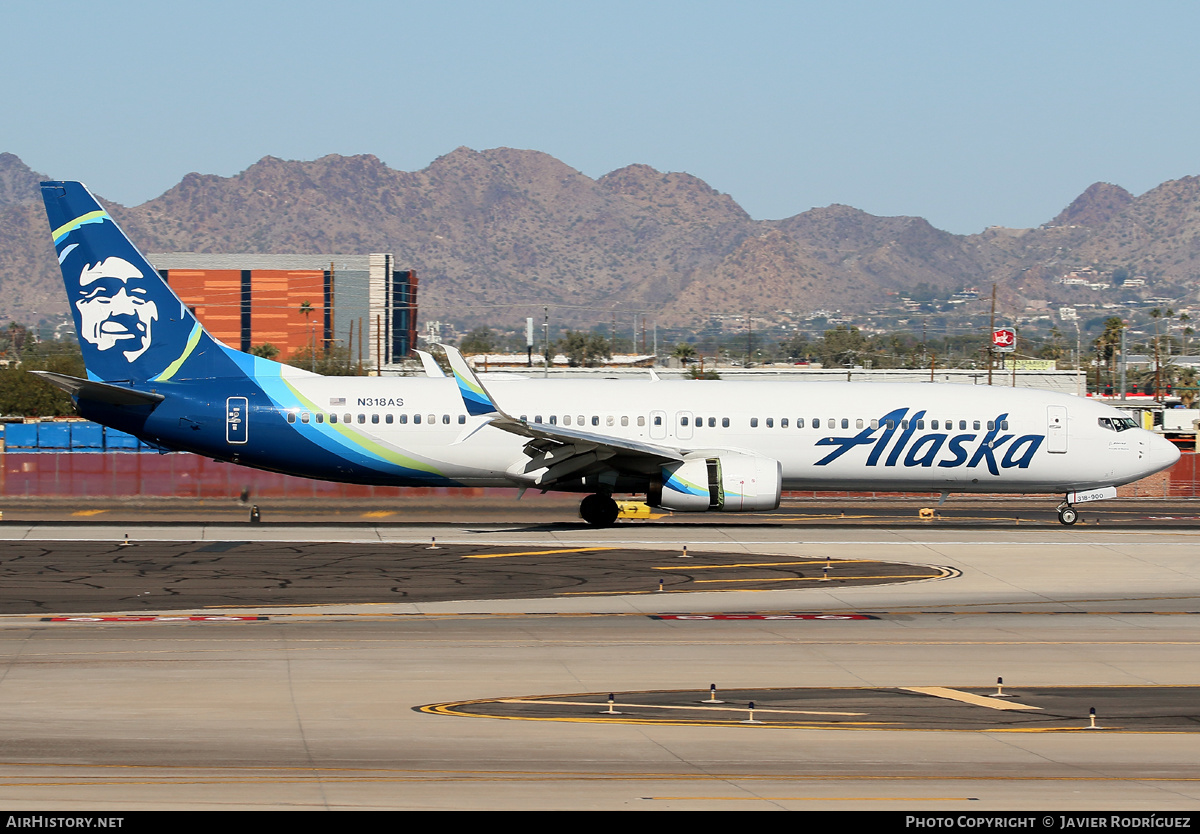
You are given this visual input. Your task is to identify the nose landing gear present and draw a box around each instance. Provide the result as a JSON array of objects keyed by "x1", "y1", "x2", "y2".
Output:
[{"x1": 1056, "y1": 502, "x2": 1078, "y2": 525}]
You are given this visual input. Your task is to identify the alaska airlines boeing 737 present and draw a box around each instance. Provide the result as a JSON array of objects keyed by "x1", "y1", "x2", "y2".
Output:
[{"x1": 36, "y1": 181, "x2": 1180, "y2": 525}]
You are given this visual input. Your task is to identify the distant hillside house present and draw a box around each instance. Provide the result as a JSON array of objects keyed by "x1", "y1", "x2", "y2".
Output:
[{"x1": 148, "y1": 253, "x2": 417, "y2": 367}]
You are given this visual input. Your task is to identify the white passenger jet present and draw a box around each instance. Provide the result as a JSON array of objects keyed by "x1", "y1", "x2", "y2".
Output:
[{"x1": 36, "y1": 181, "x2": 1180, "y2": 525}]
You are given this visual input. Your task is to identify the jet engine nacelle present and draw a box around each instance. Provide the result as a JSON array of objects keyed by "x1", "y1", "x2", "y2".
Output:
[{"x1": 651, "y1": 454, "x2": 782, "y2": 512}]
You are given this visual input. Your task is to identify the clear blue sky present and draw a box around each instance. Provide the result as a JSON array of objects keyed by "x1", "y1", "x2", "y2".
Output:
[{"x1": 4, "y1": 0, "x2": 1197, "y2": 234}]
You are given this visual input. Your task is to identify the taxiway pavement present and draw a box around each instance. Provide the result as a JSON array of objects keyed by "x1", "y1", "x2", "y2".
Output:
[{"x1": 0, "y1": 521, "x2": 1197, "y2": 810}]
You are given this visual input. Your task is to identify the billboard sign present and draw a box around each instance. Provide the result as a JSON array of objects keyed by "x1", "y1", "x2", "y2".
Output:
[{"x1": 992, "y1": 328, "x2": 1016, "y2": 353}]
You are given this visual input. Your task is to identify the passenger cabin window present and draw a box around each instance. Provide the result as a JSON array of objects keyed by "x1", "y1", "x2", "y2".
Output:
[
  {"x1": 458, "y1": 415, "x2": 466, "y2": 424},
  {"x1": 721, "y1": 417, "x2": 730, "y2": 428},
  {"x1": 750, "y1": 417, "x2": 758, "y2": 428},
  {"x1": 371, "y1": 414, "x2": 379, "y2": 424},
  {"x1": 286, "y1": 412, "x2": 296, "y2": 423}
]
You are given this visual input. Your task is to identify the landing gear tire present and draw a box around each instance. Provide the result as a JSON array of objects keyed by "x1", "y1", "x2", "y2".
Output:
[
  {"x1": 580, "y1": 494, "x2": 619, "y2": 527},
  {"x1": 1058, "y1": 506, "x2": 1078, "y2": 526}
]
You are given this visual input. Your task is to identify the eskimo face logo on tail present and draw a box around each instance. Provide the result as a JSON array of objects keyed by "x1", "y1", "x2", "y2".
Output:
[
  {"x1": 75, "y1": 257, "x2": 158, "y2": 363},
  {"x1": 813, "y1": 408, "x2": 1045, "y2": 475}
]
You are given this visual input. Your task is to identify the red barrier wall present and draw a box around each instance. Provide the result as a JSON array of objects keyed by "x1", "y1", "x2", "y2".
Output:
[{"x1": 3, "y1": 451, "x2": 1196, "y2": 500}]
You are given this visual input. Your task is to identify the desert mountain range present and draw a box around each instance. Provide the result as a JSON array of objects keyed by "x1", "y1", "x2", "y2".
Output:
[{"x1": 2, "y1": 149, "x2": 1197, "y2": 330}]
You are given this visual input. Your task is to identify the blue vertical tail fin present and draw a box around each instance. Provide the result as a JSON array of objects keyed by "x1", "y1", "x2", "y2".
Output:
[{"x1": 42, "y1": 181, "x2": 220, "y2": 383}]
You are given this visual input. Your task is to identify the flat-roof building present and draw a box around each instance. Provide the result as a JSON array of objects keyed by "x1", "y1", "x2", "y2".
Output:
[{"x1": 148, "y1": 253, "x2": 417, "y2": 367}]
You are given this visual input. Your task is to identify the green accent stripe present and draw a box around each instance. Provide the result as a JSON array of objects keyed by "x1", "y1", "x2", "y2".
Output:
[
  {"x1": 153, "y1": 323, "x2": 203, "y2": 381},
  {"x1": 51, "y1": 210, "x2": 108, "y2": 243},
  {"x1": 281, "y1": 379, "x2": 443, "y2": 476}
]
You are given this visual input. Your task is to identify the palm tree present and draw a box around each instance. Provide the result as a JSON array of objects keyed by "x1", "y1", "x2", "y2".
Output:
[{"x1": 671, "y1": 343, "x2": 697, "y2": 364}]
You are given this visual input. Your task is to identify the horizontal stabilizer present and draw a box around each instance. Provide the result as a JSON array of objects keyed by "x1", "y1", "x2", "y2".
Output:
[{"x1": 31, "y1": 371, "x2": 165, "y2": 407}]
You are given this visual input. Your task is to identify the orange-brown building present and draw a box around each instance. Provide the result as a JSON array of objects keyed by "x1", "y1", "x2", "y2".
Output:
[{"x1": 149, "y1": 254, "x2": 418, "y2": 365}]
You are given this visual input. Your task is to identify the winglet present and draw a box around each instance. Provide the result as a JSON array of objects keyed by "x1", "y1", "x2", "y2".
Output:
[
  {"x1": 441, "y1": 344, "x2": 506, "y2": 417},
  {"x1": 414, "y1": 349, "x2": 447, "y2": 378}
]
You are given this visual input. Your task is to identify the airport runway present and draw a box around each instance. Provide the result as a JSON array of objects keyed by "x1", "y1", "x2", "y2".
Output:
[{"x1": 0, "y1": 520, "x2": 1198, "y2": 810}]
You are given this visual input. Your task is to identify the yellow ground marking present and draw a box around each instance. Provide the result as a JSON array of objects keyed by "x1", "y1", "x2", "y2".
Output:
[
  {"x1": 654, "y1": 559, "x2": 884, "y2": 570},
  {"x1": 497, "y1": 698, "x2": 865, "y2": 717},
  {"x1": 769, "y1": 514, "x2": 875, "y2": 519},
  {"x1": 693, "y1": 574, "x2": 938, "y2": 584},
  {"x1": 901, "y1": 686, "x2": 1041, "y2": 711},
  {"x1": 647, "y1": 796, "x2": 974, "y2": 801},
  {"x1": 422, "y1": 705, "x2": 893, "y2": 728},
  {"x1": 463, "y1": 547, "x2": 615, "y2": 559},
  {"x1": 70, "y1": 509, "x2": 106, "y2": 517},
  {"x1": 360, "y1": 511, "x2": 395, "y2": 518}
]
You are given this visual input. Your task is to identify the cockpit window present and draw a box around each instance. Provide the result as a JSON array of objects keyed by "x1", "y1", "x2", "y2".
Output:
[{"x1": 1098, "y1": 417, "x2": 1137, "y2": 432}]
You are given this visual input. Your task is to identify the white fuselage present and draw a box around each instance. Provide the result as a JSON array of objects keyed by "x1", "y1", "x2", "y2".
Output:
[{"x1": 274, "y1": 374, "x2": 1179, "y2": 494}]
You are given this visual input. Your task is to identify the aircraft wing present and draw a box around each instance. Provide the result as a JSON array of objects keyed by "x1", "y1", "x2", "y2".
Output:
[{"x1": 440, "y1": 345, "x2": 682, "y2": 485}]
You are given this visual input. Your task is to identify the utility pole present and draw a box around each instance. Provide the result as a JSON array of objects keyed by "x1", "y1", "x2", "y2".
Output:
[
  {"x1": 987, "y1": 285, "x2": 996, "y2": 386},
  {"x1": 1119, "y1": 324, "x2": 1127, "y2": 399},
  {"x1": 747, "y1": 313, "x2": 753, "y2": 368}
]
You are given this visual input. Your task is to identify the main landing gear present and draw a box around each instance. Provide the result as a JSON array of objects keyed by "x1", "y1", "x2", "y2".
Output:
[
  {"x1": 1056, "y1": 502, "x2": 1078, "y2": 526},
  {"x1": 580, "y1": 493, "x2": 619, "y2": 527}
]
